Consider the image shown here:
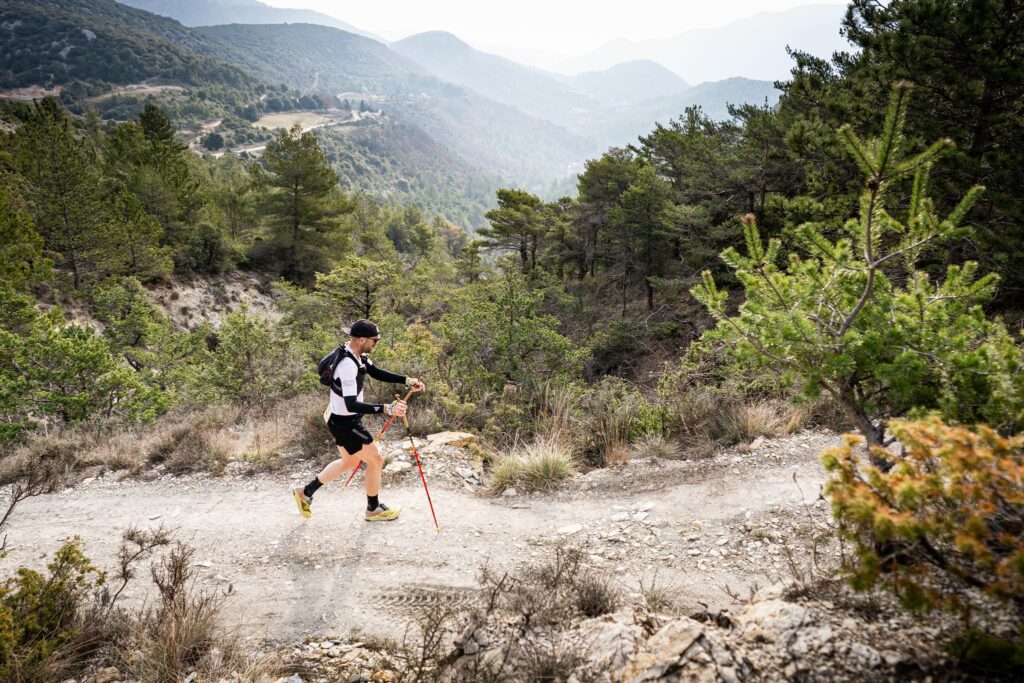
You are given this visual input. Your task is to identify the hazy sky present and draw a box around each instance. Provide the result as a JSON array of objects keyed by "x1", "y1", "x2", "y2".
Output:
[{"x1": 263, "y1": 1, "x2": 849, "y2": 57}]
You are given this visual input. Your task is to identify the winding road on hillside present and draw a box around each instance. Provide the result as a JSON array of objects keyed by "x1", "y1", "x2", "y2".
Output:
[{"x1": 0, "y1": 432, "x2": 838, "y2": 644}]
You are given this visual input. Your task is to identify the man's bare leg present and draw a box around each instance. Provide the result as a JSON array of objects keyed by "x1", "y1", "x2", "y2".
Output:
[
  {"x1": 315, "y1": 446, "x2": 361, "y2": 484},
  {"x1": 356, "y1": 442, "x2": 384, "y2": 497}
]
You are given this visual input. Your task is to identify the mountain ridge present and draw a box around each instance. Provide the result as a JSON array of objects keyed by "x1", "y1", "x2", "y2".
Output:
[
  {"x1": 117, "y1": 0, "x2": 383, "y2": 42},
  {"x1": 557, "y1": 4, "x2": 850, "y2": 82}
]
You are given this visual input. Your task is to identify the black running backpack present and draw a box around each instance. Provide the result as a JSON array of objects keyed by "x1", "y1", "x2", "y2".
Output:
[{"x1": 318, "y1": 346, "x2": 344, "y2": 391}]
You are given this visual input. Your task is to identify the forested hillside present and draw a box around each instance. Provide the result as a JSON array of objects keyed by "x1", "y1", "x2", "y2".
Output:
[
  {"x1": 1, "y1": 1, "x2": 1024, "y2": 679},
  {"x1": 0, "y1": 0, "x2": 255, "y2": 91},
  {"x1": 119, "y1": 0, "x2": 381, "y2": 40},
  {"x1": 316, "y1": 121, "x2": 498, "y2": 228}
]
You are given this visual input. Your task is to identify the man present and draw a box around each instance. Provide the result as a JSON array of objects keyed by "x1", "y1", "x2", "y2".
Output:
[{"x1": 293, "y1": 319, "x2": 425, "y2": 521}]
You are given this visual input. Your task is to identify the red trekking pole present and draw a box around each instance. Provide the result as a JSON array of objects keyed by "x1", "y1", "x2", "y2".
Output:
[
  {"x1": 400, "y1": 402, "x2": 440, "y2": 534},
  {"x1": 341, "y1": 386, "x2": 415, "y2": 490}
]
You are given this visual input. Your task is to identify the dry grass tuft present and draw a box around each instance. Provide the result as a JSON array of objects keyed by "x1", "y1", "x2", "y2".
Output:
[
  {"x1": 715, "y1": 400, "x2": 789, "y2": 445},
  {"x1": 638, "y1": 570, "x2": 681, "y2": 614},
  {"x1": 573, "y1": 571, "x2": 620, "y2": 618},
  {"x1": 490, "y1": 437, "x2": 575, "y2": 492},
  {"x1": 631, "y1": 433, "x2": 685, "y2": 460},
  {"x1": 162, "y1": 428, "x2": 230, "y2": 475}
]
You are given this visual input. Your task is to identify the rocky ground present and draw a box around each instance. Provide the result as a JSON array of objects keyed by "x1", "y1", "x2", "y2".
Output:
[{"x1": 1, "y1": 429, "x2": 1007, "y2": 681}]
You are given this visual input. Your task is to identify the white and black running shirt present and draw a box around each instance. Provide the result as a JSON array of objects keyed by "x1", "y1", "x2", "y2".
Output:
[{"x1": 328, "y1": 343, "x2": 406, "y2": 417}]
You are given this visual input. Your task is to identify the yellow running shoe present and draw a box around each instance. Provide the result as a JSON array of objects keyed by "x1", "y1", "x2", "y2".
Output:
[
  {"x1": 365, "y1": 503, "x2": 400, "y2": 522},
  {"x1": 293, "y1": 488, "x2": 312, "y2": 519}
]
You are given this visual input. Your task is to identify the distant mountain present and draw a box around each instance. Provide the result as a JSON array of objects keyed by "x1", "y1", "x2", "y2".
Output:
[
  {"x1": 117, "y1": 0, "x2": 383, "y2": 42},
  {"x1": 194, "y1": 23, "x2": 424, "y2": 94},
  {"x1": 567, "y1": 60, "x2": 690, "y2": 105},
  {"x1": 586, "y1": 78, "x2": 781, "y2": 148},
  {"x1": 391, "y1": 31, "x2": 777, "y2": 149},
  {"x1": 558, "y1": 4, "x2": 849, "y2": 83},
  {"x1": 192, "y1": 23, "x2": 592, "y2": 185},
  {"x1": 392, "y1": 31, "x2": 596, "y2": 130}
]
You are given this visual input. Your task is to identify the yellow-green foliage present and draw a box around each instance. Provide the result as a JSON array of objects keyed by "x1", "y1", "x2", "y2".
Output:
[
  {"x1": 0, "y1": 539, "x2": 104, "y2": 679},
  {"x1": 823, "y1": 417, "x2": 1024, "y2": 613}
]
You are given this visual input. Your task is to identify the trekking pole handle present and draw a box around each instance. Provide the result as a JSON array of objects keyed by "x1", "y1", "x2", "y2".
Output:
[{"x1": 395, "y1": 393, "x2": 411, "y2": 429}]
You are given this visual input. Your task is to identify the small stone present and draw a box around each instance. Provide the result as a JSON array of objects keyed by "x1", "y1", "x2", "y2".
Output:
[
  {"x1": 384, "y1": 461, "x2": 412, "y2": 475},
  {"x1": 638, "y1": 501, "x2": 655, "y2": 512},
  {"x1": 184, "y1": 673, "x2": 198, "y2": 683},
  {"x1": 425, "y1": 431, "x2": 477, "y2": 447},
  {"x1": 691, "y1": 520, "x2": 704, "y2": 530},
  {"x1": 501, "y1": 487, "x2": 518, "y2": 497},
  {"x1": 716, "y1": 537, "x2": 730, "y2": 546},
  {"x1": 193, "y1": 560, "x2": 213, "y2": 568},
  {"x1": 611, "y1": 512, "x2": 629, "y2": 522},
  {"x1": 462, "y1": 639, "x2": 480, "y2": 655},
  {"x1": 94, "y1": 668, "x2": 122, "y2": 683},
  {"x1": 851, "y1": 642, "x2": 882, "y2": 668},
  {"x1": 687, "y1": 549, "x2": 701, "y2": 556},
  {"x1": 557, "y1": 523, "x2": 583, "y2": 535}
]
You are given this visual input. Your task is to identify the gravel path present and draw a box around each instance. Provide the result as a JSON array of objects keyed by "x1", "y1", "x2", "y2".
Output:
[{"x1": 0, "y1": 430, "x2": 841, "y2": 643}]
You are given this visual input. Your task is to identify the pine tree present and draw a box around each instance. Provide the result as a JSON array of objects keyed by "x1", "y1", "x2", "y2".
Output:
[
  {"x1": 781, "y1": 0, "x2": 1024, "y2": 304},
  {"x1": 574, "y1": 148, "x2": 638, "y2": 278},
  {"x1": 0, "y1": 189, "x2": 52, "y2": 291},
  {"x1": 607, "y1": 164, "x2": 674, "y2": 312},
  {"x1": 480, "y1": 189, "x2": 544, "y2": 273},
  {"x1": 316, "y1": 256, "x2": 399, "y2": 320},
  {"x1": 105, "y1": 107, "x2": 201, "y2": 249},
  {"x1": 100, "y1": 190, "x2": 173, "y2": 281},
  {"x1": 691, "y1": 86, "x2": 1016, "y2": 455},
  {"x1": 11, "y1": 98, "x2": 104, "y2": 290},
  {"x1": 211, "y1": 153, "x2": 257, "y2": 240},
  {"x1": 258, "y1": 125, "x2": 352, "y2": 284}
]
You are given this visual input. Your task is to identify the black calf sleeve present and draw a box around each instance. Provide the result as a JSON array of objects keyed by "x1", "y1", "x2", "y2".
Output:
[{"x1": 303, "y1": 476, "x2": 323, "y2": 499}]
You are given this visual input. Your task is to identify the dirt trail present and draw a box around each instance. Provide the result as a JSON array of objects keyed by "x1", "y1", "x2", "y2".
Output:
[{"x1": 0, "y1": 433, "x2": 837, "y2": 643}]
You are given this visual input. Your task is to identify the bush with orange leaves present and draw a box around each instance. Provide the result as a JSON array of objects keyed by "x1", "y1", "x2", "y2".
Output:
[{"x1": 822, "y1": 417, "x2": 1024, "y2": 616}]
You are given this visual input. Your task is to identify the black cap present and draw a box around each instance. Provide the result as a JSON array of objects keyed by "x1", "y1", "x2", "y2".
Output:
[{"x1": 343, "y1": 319, "x2": 380, "y2": 338}]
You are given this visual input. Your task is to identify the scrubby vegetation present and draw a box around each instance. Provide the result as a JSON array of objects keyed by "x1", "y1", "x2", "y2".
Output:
[{"x1": 1, "y1": 0, "x2": 1023, "y2": 677}]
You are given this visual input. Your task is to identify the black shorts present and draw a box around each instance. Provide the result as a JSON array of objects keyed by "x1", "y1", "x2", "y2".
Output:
[{"x1": 327, "y1": 414, "x2": 373, "y2": 455}]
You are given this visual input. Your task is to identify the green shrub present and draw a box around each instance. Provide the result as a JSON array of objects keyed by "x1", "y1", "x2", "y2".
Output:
[
  {"x1": 204, "y1": 307, "x2": 310, "y2": 406},
  {"x1": 824, "y1": 417, "x2": 1024, "y2": 615},
  {"x1": 947, "y1": 629, "x2": 1024, "y2": 678},
  {"x1": 0, "y1": 539, "x2": 104, "y2": 682}
]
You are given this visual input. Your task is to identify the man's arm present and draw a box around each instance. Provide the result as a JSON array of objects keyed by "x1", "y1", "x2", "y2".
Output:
[{"x1": 364, "y1": 358, "x2": 406, "y2": 385}]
